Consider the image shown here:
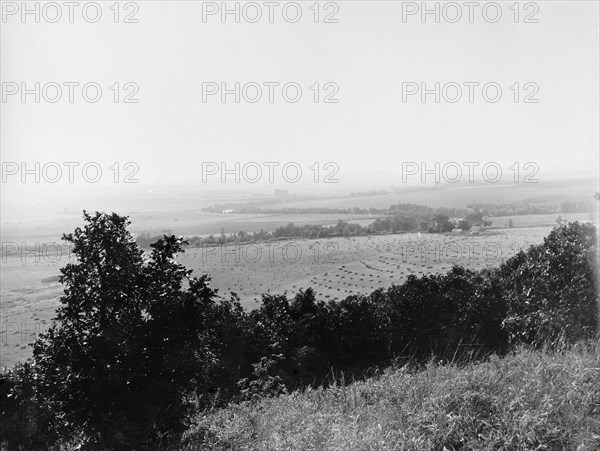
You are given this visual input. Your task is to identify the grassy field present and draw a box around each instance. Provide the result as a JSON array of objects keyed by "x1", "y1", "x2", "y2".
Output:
[
  {"x1": 183, "y1": 341, "x2": 600, "y2": 450},
  {"x1": 179, "y1": 226, "x2": 552, "y2": 308},
  {"x1": 489, "y1": 212, "x2": 599, "y2": 229},
  {"x1": 1, "y1": 212, "x2": 597, "y2": 368},
  {"x1": 0, "y1": 225, "x2": 550, "y2": 368}
]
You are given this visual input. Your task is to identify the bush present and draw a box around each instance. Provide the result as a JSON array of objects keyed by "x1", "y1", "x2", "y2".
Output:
[
  {"x1": 501, "y1": 222, "x2": 598, "y2": 346},
  {"x1": 0, "y1": 362, "x2": 60, "y2": 450}
]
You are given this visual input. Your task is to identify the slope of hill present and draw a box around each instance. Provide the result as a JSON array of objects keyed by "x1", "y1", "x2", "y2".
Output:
[{"x1": 183, "y1": 342, "x2": 600, "y2": 450}]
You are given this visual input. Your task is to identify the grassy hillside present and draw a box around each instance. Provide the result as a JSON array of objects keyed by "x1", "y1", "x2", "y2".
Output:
[{"x1": 183, "y1": 342, "x2": 600, "y2": 451}]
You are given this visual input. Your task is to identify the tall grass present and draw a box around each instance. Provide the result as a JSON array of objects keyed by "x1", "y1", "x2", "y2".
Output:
[{"x1": 183, "y1": 341, "x2": 600, "y2": 450}]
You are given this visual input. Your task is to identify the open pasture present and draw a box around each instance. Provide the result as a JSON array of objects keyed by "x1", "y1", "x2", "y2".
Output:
[
  {"x1": 489, "y1": 211, "x2": 599, "y2": 229},
  {"x1": 179, "y1": 226, "x2": 553, "y2": 308},
  {"x1": 0, "y1": 222, "x2": 585, "y2": 368}
]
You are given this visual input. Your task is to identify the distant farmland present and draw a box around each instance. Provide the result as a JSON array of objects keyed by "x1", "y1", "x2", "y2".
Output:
[
  {"x1": 2, "y1": 214, "x2": 596, "y2": 368},
  {"x1": 261, "y1": 181, "x2": 596, "y2": 210},
  {"x1": 179, "y1": 226, "x2": 553, "y2": 308}
]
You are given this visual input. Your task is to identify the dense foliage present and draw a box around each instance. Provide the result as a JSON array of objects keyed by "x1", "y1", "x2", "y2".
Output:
[{"x1": 1, "y1": 214, "x2": 598, "y2": 450}]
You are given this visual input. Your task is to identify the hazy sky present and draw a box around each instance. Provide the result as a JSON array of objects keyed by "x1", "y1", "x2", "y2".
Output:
[{"x1": 1, "y1": 1, "x2": 599, "y2": 212}]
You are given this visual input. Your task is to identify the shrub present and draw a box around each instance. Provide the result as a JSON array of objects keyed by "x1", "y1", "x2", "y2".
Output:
[
  {"x1": 0, "y1": 362, "x2": 60, "y2": 450},
  {"x1": 501, "y1": 222, "x2": 598, "y2": 346}
]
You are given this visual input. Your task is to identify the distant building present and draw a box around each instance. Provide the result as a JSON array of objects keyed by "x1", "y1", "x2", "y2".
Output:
[
  {"x1": 451, "y1": 228, "x2": 463, "y2": 234},
  {"x1": 222, "y1": 209, "x2": 234, "y2": 214},
  {"x1": 274, "y1": 189, "x2": 290, "y2": 197},
  {"x1": 469, "y1": 225, "x2": 483, "y2": 234}
]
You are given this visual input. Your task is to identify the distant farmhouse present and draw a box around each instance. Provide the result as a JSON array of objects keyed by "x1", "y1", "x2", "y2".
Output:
[{"x1": 469, "y1": 224, "x2": 483, "y2": 234}]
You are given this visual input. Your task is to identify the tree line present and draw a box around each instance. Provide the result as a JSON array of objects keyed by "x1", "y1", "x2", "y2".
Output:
[
  {"x1": 202, "y1": 197, "x2": 594, "y2": 217},
  {"x1": 137, "y1": 204, "x2": 492, "y2": 249}
]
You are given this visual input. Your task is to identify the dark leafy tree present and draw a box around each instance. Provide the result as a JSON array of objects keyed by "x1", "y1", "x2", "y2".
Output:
[
  {"x1": 428, "y1": 214, "x2": 454, "y2": 233},
  {"x1": 32, "y1": 211, "x2": 220, "y2": 449},
  {"x1": 458, "y1": 219, "x2": 472, "y2": 231}
]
